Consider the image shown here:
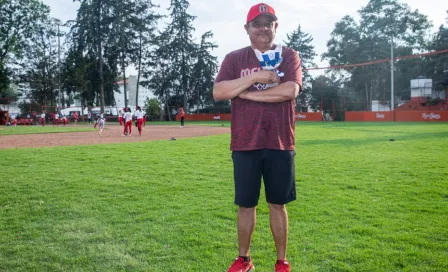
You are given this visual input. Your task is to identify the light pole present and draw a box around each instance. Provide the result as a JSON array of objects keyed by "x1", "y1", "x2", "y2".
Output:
[
  {"x1": 444, "y1": 63, "x2": 448, "y2": 101},
  {"x1": 390, "y1": 35, "x2": 394, "y2": 112},
  {"x1": 57, "y1": 22, "x2": 61, "y2": 110}
]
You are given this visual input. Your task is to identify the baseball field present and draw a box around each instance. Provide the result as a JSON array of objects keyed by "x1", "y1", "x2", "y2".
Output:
[{"x1": 1, "y1": 122, "x2": 447, "y2": 271}]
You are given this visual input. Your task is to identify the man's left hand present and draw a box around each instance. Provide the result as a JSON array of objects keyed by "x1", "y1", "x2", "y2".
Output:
[{"x1": 239, "y1": 91, "x2": 249, "y2": 99}]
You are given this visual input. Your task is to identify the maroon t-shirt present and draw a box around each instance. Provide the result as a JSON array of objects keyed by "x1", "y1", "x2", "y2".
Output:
[{"x1": 215, "y1": 44, "x2": 302, "y2": 151}]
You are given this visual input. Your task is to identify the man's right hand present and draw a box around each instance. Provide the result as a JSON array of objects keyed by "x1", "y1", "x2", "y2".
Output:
[{"x1": 253, "y1": 70, "x2": 280, "y2": 84}]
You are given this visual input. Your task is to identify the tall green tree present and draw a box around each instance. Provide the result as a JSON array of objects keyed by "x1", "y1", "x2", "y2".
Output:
[
  {"x1": 427, "y1": 11, "x2": 448, "y2": 91},
  {"x1": 0, "y1": 83, "x2": 19, "y2": 101},
  {"x1": 143, "y1": 0, "x2": 218, "y2": 117},
  {"x1": 163, "y1": 0, "x2": 197, "y2": 110},
  {"x1": 143, "y1": 31, "x2": 180, "y2": 120},
  {"x1": 323, "y1": 0, "x2": 432, "y2": 109},
  {"x1": 310, "y1": 74, "x2": 345, "y2": 120},
  {"x1": 190, "y1": 31, "x2": 218, "y2": 112},
  {"x1": 70, "y1": 0, "x2": 129, "y2": 112},
  {"x1": 72, "y1": 0, "x2": 160, "y2": 110},
  {"x1": 0, "y1": 67, "x2": 12, "y2": 97},
  {"x1": 144, "y1": 97, "x2": 161, "y2": 120},
  {"x1": 61, "y1": 46, "x2": 90, "y2": 109},
  {"x1": 112, "y1": 0, "x2": 142, "y2": 109},
  {"x1": 18, "y1": 17, "x2": 59, "y2": 107},
  {"x1": 0, "y1": 0, "x2": 50, "y2": 94},
  {"x1": 72, "y1": 0, "x2": 117, "y2": 113},
  {"x1": 116, "y1": 0, "x2": 129, "y2": 108},
  {"x1": 129, "y1": 0, "x2": 161, "y2": 107},
  {"x1": 283, "y1": 25, "x2": 317, "y2": 111}
]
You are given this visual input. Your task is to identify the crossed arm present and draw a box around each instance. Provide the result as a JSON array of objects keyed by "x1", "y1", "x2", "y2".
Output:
[
  {"x1": 239, "y1": 81, "x2": 300, "y2": 103},
  {"x1": 213, "y1": 70, "x2": 300, "y2": 103}
]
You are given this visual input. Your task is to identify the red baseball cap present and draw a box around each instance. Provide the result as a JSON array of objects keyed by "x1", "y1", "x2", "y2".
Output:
[{"x1": 246, "y1": 3, "x2": 277, "y2": 23}]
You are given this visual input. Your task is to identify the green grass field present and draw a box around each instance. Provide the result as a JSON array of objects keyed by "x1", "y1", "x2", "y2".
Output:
[
  {"x1": 0, "y1": 126, "x2": 92, "y2": 135},
  {"x1": 144, "y1": 121, "x2": 231, "y2": 126},
  {"x1": 1, "y1": 122, "x2": 447, "y2": 271}
]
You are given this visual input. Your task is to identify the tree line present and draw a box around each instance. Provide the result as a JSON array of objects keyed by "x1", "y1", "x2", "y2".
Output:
[{"x1": 1, "y1": 0, "x2": 447, "y2": 119}]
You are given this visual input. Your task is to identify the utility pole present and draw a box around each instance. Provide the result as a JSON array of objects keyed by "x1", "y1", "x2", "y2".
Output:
[
  {"x1": 444, "y1": 63, "x2": 448, "y2": 101},
  {"x1": 390, "y1": 36, "x2": 394, "y2": 112},
  {"x1": 57, "y1": 22, "x2": 61, "y2": 110}
]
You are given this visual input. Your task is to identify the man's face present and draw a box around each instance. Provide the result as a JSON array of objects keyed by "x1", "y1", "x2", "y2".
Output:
[{"x1": 245, "y1": 14, "x2": 278, "y2": 44}]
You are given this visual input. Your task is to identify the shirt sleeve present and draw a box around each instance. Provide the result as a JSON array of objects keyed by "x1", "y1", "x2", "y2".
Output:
[
  {"x1": 282, "y1": 48, "x2": 303, "y2": 90},
  {"x1": 215, "y1": 53, "x2": 236, "y2": 83}
]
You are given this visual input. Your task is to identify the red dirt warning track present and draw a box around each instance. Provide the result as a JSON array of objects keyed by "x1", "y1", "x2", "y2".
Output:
[{"x1": 0, "y1": 125, "x2": 230, "y2": 149}]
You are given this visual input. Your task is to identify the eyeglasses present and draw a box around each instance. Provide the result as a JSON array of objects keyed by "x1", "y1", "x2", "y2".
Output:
[{"x1": 250, "y1": 21, "x2": 275, "y2": 29}]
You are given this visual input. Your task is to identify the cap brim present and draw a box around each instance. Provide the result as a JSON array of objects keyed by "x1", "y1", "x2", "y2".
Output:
[
  {"x1": 248, "y1": 13, "x2": 277, "y2": 23},
  {"x1": 267, "y1": 14, "x2": 277, "y2": 21}
]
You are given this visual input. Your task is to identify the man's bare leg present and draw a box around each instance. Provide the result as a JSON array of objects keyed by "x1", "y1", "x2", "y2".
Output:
[
  {"x1": 238, "y1": 207, "x2": 257, "y2": 256},
  {"x1": 269, "y1": 203, "x2": 288, "y2": 260}
]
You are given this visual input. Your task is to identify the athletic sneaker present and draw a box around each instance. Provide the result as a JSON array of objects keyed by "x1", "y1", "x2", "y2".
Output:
[
  {"x1": 275, "y1": 260, "x2": 290, "y2": 272},
  {"x1": 228, "y1": 257, "x2": 254, "y2": 272}
]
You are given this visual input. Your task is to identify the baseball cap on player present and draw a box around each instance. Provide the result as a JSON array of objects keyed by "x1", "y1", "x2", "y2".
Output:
[{"x1": 246, "y1": 3, "x2": 277, "y2": 23}]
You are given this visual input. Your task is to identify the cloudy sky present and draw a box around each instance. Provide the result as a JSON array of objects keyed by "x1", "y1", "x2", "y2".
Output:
[{"x1": 42, "y1": 0, "x2": 446, "y2": 74}]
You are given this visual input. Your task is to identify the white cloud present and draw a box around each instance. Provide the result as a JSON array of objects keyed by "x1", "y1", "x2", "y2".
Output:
[
  {"x1": 42, "y1": 0, "x2": 80, "y2": 23},
  {"x1": 41, "y1": 0, "x2": 446, "y2": 73}
]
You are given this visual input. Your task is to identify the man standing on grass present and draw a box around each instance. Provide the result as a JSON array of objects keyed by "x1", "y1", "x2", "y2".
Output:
[
  {"x1": 179, "y1": 107, "x2": 185, "y2": 128},
  {"x1": 213, "y1": 3, "x2": 302, "y2": 272}
]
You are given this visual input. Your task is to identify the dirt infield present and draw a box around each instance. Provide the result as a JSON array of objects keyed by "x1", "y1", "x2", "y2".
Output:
[{"x1": 0, "y1": 125, "x2": 230, "y2": 149}]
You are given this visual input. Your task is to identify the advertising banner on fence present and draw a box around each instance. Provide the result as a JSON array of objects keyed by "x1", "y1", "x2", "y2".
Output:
[
  {"x1": 177, "y1": 112, "x2": 324, "y2": 122},
  {"x1": 176, "y1": 114, "x2": 231, "y2": 121},
  {"x1": 346, "y1": 111, "x2": 448, "y2": 122},
  {"x1": 295, "y1": 112, "x2": 322, "y2": 121},
  {"x1": 395, "y1": 111, "x2": 448, "y2": 122},
  {"x1": 345, "y1": 112, "x2": 394, "y2": 121}
]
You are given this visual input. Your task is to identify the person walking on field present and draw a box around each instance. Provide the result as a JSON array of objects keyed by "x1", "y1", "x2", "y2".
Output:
[
  {"x1": 40, "y1": 111, "x2": 46, "y2": 126},
  {"x1": 179, "y1": 107, "x2": 185, "y2": 128},
  {"x1": 118, "y1": 108, "x2": 124, "y2": 126},
  {"x1": 50, "y1": 112, "x2": 55, "y2": 125},
  {"x1": 95, "y1": 113, "x2": 106, "y2": 135},
  {"x1": 61, "y1": 114, "x2": 67, "y2": 126},
  {"x1": 135, "y1": 106, "x2": 144, "y2": 136},
  {"x1": 54, "y1": 112, "x2": 59, "y2": 126},
  {"x1": 213, "y1": 3, "x2": 302, "y2": 272},
  {"x1": 122, "y1": 108, "x2": 133, "y2": 136},
  {"x1": 73, "y1": 111, "x2": 78, "y2": 126}
]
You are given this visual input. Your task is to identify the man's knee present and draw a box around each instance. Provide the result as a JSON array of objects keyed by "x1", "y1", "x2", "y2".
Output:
[
  {"x1": 268, "y1": 203, "x2": 286, "y2": 212},
  {"x1": 239, "y1": 206, "x2": 256, "y2": 212}
]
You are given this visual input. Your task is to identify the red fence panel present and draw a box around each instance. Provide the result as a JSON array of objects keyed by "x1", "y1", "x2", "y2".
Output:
[
  {"x1": 295, "y1": 112, "x2": 322, "y2": 121},
  {"x1": 346, "y1": 111, "x2": 448, "y2": 122},
  {"x1": 395, "y1": 111, "x2": 448, "y2": 122},
  {"x1": 176, "y1": 114, "x2": 232, "y2": 121},
  {"x1": 176, "y1": 112, "x2": 324, "y2": 122},
  {"x1": 346, "y1": 112, "x2": 394, "y2": 121}
]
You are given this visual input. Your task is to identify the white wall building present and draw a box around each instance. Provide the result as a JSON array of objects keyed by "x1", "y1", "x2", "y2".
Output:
[
  {"x1": 371, "y1": 100, "x2": 391, "y2": 111},
  {"x1": 115, "y1": 75, "x2": 155, "y2": 110},
  {"x1": 410, "y1": 76, "x2": 445, "y2": 101},
  {"x1": 410, "y1": 77, "x2": 433, "y2": 101},
  {"x1": 371, "y1": 76, "x2": 445, "y2": 112}
]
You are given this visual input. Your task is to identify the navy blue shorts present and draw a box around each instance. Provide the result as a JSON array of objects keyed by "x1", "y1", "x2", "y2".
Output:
[{"x1": 232, "y1": 149, "x2": 296, "y2": 207}]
